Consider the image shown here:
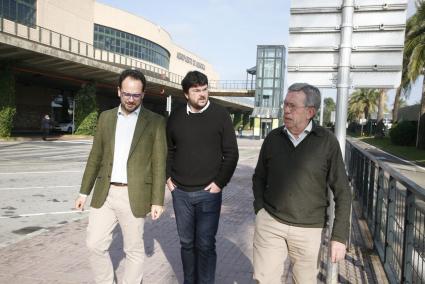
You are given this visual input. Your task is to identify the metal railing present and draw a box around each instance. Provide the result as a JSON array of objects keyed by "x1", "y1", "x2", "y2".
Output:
[
  {"x1": 0, "y1": 17, "x2": 255, "y2": 91},
  {"x1": 346, "y1": 140, "x2": 425, "y2": 284},
  {"x1": 0, "y1": 17, "x2": 182, "y2": 84},
  {"x1": 209, "y1": 80, "x2": 256, "y2": 90}
]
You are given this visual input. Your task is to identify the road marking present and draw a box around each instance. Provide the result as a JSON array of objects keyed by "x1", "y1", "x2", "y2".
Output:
[
  {"x1": 0, "y1": 185, "x2": 80, "y2": 191},
  {"x1": 0, "y1": 170, "x2": 82, "y2": 175},
  {"x1": 50, "y1": 140, "x2": 92, "y2": 144},
  {"x1": 43, "y1": 154, "x2": 89, "y2": 160},
  {"x1": 0, "y1": 161, "x2": 86, "y2": 166},
  {"x1": 0, "y1": 149, "x2": 88, "y2": 157},
  {"x1": 0, "y1": 146, "x2": 57, "y2": 152},
  {"x1": 0, "y1": 210, "x2": 90, "y2": 219},
  {"x1": 25, "y1": 140, "x2": 92, "y2": 144}
]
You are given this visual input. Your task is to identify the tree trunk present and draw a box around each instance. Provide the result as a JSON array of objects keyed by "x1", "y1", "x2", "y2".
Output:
[
  {"x1": 377, "y1": 89, "x2": 386, "y2": 121},
  {"x1": 364, "y1": 106, "x2": 369, "y2": 121},
  {"x1": 393, "y1": 86, "x2": 401, "y2": 122},
  {"x1": 416, "y1": 78, "x2": 425, "y2": 149}
]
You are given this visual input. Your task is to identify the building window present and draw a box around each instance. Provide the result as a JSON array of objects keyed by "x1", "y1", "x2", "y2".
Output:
[
  {"x1": 254, "y1": 45, "x2": 285, "y2": 111},
  {"x1": 93, "y1": 24, "x2": 170, "y2": 69},
  {"x1": 0, "y1": 0, "x2": 36, "y2": 26},
  {"x1": 262, "y1": 96, "x2": 270, "y2": 107}
]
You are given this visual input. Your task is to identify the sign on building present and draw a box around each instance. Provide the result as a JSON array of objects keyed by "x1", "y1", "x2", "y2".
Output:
[{"x1": 288, "y1": 0, "x2": 408, "y2": 89}]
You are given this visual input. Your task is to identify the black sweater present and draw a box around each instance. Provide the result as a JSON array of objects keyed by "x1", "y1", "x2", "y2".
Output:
[
  {"x1": 252, "y1": 125, "x2": 352, "y2": 243},
  {"x1": 166, "y1": 103, "x2": 239, "y2": 191}
]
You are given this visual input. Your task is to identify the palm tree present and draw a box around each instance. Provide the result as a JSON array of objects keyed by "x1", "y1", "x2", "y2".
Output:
[
  {"x1": 393, "y1": 47, "x2": 411, "y2": 122},
  {"x1": 399, "y1": 97, "x2": 408, "y2": 109},
  {"x1": 404, "y1": 0, "x2": 425, "y2": 149},
  {"x1": 348, "y1": 89, "x2": 380, "y2": 122},
  {"x1": 377, "y1": 89, "x2": 387, "y2": 121},
  {"x1": 323, "y1": 97, "x2": 336, "y2": 125}
]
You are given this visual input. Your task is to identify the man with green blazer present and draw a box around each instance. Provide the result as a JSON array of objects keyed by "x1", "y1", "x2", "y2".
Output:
[{"x1": 75, "y1": 69, "x2": 167, "y2": 284}]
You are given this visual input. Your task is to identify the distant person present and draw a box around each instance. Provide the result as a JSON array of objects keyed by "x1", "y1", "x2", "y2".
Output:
[
  {"x1": 41, "y1": 114, "x2": 51, "y2": 141},
  {"x1": 166, "y1": 71, "x2": 239, "y2": 284},
  {"x1": 74, "y1": 69, "x2": 167, "y2": 284},
  {"x1": 375, "y1": 119, "x2": 386, "y2": 138},
  {"x1": 238, "y1": 126, "x2": 243, "y2": 137},
  {"x1": 252, "y1": 83, "x2": 352, "y2": 283}
]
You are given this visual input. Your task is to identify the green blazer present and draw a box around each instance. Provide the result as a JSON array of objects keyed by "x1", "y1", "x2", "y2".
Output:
[{"x1": 79, "y1": 106, "x2": 167, "y2": 218}]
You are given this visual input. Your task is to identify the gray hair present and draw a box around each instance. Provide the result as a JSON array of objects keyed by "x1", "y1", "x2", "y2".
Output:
[{"x1": 287, "y1": 83, "x2": 321, "y2": 111}]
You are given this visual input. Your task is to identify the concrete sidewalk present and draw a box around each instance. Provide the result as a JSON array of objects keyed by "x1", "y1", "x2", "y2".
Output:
[{"x1": 0, "y1": 138, "x2": 386, "y2": 283}]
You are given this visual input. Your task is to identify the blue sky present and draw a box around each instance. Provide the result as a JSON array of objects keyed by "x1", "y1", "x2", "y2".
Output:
[
  {"x1": 98, "y1": 0, "x2": 290, "y2": 80},
  {"x1": 98, "y1": 0, "x2": 421, "y2": 106}
]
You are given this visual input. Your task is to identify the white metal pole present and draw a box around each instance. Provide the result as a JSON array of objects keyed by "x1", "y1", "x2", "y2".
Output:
[
  {"x1": 335, "y1": 0, "x2": 353, "y2": 157},
  {"x1": 319, "y1": 94, "x2": 324, "y2": 126},
  {"x1": 166, "y1": 95, "x2": 172, "y2": 116},
  {"x1": 72, "y1": 97, "x2": 75, "y2": 135},
  {"x1": 327, "y1": 1, "x2": 354, "y2": 283}
]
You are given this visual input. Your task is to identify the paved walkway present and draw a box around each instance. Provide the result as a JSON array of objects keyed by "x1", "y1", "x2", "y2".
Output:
[{"x1": 0, "y1": 138, "x2": 390, "y2": 283}]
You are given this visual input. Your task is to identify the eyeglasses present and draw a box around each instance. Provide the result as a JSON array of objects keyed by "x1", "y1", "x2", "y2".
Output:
[
  {"x1": 283, "y1": 102, "x2": 311, "y2": 112},
  {"x1": 121, "y1": 91, "x2": 143, "y2": 99}
]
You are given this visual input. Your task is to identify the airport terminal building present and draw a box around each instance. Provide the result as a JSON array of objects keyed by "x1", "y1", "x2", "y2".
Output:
[{"x1": 0, "y1": 0, "x2": 237, "y2": 132}]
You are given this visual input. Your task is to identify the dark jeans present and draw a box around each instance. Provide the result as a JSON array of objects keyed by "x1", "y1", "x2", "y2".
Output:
[
  {"x1": 172, "y1": 187, "x2": 222, "y2": 284},
  {"x1": 42, "y1": 128, "x2": 49, "y2": 140}
]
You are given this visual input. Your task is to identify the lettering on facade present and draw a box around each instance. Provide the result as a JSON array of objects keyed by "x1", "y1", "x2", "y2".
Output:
[{"x1": 176, "y1": 52, "x2": 205, "y2": 70}]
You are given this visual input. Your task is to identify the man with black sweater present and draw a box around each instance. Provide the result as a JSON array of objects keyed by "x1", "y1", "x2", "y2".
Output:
[
  {"x1": 252, "y1": 83, "x2": 352, "y2": 283},
  {"x1": 166, "y1": 71, "x2": 239, "y2": 284}
]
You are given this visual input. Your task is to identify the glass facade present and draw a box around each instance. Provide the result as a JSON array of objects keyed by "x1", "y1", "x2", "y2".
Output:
[
  {"x1": 0, "y1": 0, "x2": 36, "y2": 26},
  {"x1": 254, "y1": 45, "x2": 285, "y2": 111},
  {"x1": 94, "y1": 24, "x2": 170, "y2": 69}
]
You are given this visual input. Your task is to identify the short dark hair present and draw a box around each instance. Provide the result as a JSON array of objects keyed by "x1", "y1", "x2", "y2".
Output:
[
  {"x1": 118, "y1": 69, "x2": 146, "y2": 92},
  {"x1": 181, "y1": 71, "x2": 208, "y2": 93},
  {"x1": 287, "y1": 83, "x2": 321, "y2": 111}
]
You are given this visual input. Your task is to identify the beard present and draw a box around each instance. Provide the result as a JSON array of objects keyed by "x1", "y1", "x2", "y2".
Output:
[
  {"x1": 189, "y1": 99, "x2": 207, "y2": 111},
  {"x1": 121, "y1": 102, "x2": 139, "y2": 114}
]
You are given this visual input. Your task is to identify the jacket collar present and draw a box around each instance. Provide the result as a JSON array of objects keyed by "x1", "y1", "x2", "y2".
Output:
[{"x1": 108, "y1": 105, "x2": 150, "y2": 158}]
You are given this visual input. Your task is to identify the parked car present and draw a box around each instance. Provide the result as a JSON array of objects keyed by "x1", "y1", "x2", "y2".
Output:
[{"x1": 54, "y1": 122, "x2": 74, "y2": 133}]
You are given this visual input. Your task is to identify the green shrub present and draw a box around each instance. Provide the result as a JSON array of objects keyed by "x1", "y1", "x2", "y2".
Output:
[
  {"x1": 74, "y1": 83, "x2": 98, "y2": 135},
  {"x1": 0, "y1": 65, "x2": 16, "y2": 137},
  {"x1": 389, "y1": 121, "x2": 417, "y2": 146},
  {"x1": 233, "y1": 113, "x2": 242, "y2": 129},
  {"x1": 0, "y1": 107, "x2": 16, "y2": 137},
  {"x1": 75, "y1": 110, "x2": 98, "y2": 135}
]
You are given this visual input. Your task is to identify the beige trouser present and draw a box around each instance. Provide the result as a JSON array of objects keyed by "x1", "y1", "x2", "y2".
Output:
[
  {"x1": 253, "y1": 209, "x2": 324, "y2": 284},
  {"x1": 86, "y1": 185, "x2": 145, "y2": 284}
]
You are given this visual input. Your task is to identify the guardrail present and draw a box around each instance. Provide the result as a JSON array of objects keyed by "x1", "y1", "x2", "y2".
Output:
[
  {"x1": 209, "y1": 80, "x2": 256, "y2": 90},
  {"x1": 345, "y1": 139, "x2": 425, "y2": 283},
  {"x1": 0, "y1": 17, "x2": 183, "y2": 84},
  {"x1": 0, "y1": 17, "x2": 255, "y2": 91}
]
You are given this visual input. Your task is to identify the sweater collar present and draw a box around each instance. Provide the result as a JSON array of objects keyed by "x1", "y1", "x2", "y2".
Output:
[
  {"x1": 186, "y1": 100, "x2": 211, "y2": 115},
  {"x1": 282, "y1": 121, "x2": 326, "y2": 138}
]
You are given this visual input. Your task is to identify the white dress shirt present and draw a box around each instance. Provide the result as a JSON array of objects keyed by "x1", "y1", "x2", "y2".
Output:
[
  {"x1": 284, "y1": 121, "x2": 312, "y2": 147},
  {"x1": 110, "y1": 105, "x2": 141, "y2": 183}
]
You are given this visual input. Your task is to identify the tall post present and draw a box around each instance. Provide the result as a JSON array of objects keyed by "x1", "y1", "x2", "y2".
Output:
[
  {"x1": 72, "y1": 97, "x2": 75, "y2": 135},
  {"x1": 327, "y1": 1, "x2": 354, "y2": 283},
  {"x1": 335, "y1": 0, "x2": 353, "y2": 157},
  {"x1": 319, "y1": 93, "x2": 324, "y2": 126},
  {"x1": 166, "y1": 95, "x2": 172, "y2": 116}
]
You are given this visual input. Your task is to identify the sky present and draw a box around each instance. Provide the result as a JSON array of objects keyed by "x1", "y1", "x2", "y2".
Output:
[
  {"x1": 97, "y1": 0, "x2": 290, "y2": 80},
  {"x1": 98, "y1": 0, "x2": 421, "y2": 107}
]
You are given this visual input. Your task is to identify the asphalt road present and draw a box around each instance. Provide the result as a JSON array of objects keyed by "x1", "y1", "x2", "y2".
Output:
[{"x1": 0, "y1": 140, "x2": 92, "y2": 247}]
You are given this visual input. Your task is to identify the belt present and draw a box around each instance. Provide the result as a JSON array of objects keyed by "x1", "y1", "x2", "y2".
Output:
[{"x1": 110, "y1": 182, "x2": 128, "y2": 187}]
